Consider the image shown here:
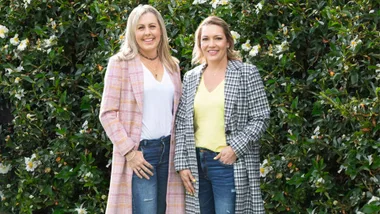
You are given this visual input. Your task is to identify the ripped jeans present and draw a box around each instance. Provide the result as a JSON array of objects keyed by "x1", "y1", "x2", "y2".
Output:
[
  {"x1": 132, "y1": 135, "x2": 170, "y2": 214},
  {"x1": 196, "y1": 148, "x2": 236, "y2": 214}
]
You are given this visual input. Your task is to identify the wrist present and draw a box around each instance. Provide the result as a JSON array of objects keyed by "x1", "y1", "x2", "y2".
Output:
[{"x1": 125, "y1": 150, "x2": 136, "y2": 161}]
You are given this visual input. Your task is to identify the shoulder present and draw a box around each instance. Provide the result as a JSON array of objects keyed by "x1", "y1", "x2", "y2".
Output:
[
  {"x1": 183, "y1": 64, "x2": 205, "y2": 79},
  {"x1": 229, "y1": 60, "x2": 258, "y2": 74}
]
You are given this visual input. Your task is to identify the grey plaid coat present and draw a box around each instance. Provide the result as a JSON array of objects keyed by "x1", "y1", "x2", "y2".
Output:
[{"x1": 174, "y1": 60, "x2": 270, "y2": 213}]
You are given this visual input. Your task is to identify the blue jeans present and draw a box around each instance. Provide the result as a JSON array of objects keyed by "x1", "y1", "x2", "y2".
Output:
[
  {"x1": 132, "y1": 135, "x2": 170, "y2": 214},
  {"x1": 196, "y1": 148, "x2": 236, "y2": 214}
]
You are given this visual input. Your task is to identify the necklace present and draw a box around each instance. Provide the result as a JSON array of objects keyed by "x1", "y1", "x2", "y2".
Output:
[
  {"x1": 139, "y1": 51, "x2": 159, "y2": 61},
  {"x1": 143, "y1": 59, "x2": 161, "y2": 80}
]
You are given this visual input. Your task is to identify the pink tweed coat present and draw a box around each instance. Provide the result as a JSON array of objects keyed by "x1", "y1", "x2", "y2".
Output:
[{"x1": 99, "y1": 55, "x2": 185, "y2": 214}]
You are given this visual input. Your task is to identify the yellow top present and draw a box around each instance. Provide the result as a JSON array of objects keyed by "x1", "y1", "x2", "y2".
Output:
[{"x1": 194, "y1": 77, "x2": 226, "y2": 152}]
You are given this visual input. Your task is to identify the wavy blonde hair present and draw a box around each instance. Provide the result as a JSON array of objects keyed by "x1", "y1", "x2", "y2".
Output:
[
  {"x1": 115, "y1": 5, "x2": 178, "y2": 72},
  {"x1": 192, "y1": 16, "x2": 241, "y2": 65}
]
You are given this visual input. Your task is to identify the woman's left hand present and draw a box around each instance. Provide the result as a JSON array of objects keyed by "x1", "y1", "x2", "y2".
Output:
[{"x1": 214, "y1": 146, "x2": 237, "y2": 165}]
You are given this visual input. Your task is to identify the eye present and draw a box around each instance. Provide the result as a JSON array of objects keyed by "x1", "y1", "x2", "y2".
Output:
[
  {"x1": 201, "y1": 37, "x2": 208, "y2": 41},
  {"x1": 149, "y1": 25, "x2": 156, "y2": 29},
  {"x1": 138, "y1": 26, "x2": 144, "y2": 30}
]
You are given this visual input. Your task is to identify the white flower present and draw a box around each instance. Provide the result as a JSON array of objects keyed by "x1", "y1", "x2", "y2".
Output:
[
  {"x1": 249, "y1": 44, "x2": 261, "y2": 57},
  {"x1": 231, "y1": 31, "x2": 240, "y2": 43},
  {"x1": 29, "y1": 195, "x2": 34, "y2": 199},
  {"x1": 241, "y1": 40, "x2": 251, "y2": 51},
  {"x1": 16, "y1": 65, "x2": 24, "y2": 72},
  {"x1": 219, "y1": 0, "x2": 229, "y2": 5},
  {"x1": 24, "y1": 154, "x2": 41, "y2": 172},
  {"x1": 370, "y1": 176, "x2": 378, "y2": 183},
  {"x1": 10, "y1": 34, "x2": 20, "y2": 45},
  {"x1": 26, "y1": 113, "x2": 36, "y2": 121},
  {"x1": 50, "y1": 18, "x2": 57, "y2": 30},
  {"x1": 368, "y1": 155, "x2": 373, "y2": 165},
  {"x1": 192, "y1": 0, "x2": 207, "y2": 4},
  {"x1": 23, "y1": 0, "x2": 31, "y2": 8},
  {"x1": 369, "y1": 10, "x2": 374, "y2": 14},
  {"x1": 368, "y1": 196, "x2": 380, "y2": 204},
  {"x1": 15, "y1": 89, "x2": 25, "y2": 100},
  {"x1": 376, "y1": 64, "x2": 380, "y2": 73},
  {"x1": 75, "y1": 204, "x2": 88, "y2": 214},
  {"x1": 282, "y1": 25, "x2": 288, "y2": 35},
  {"x1": 14, "y1": 77, "x2": 21, "y2": 83},
  {"x1": 17, "y1": 38, "x2": 29, "y2": 51},
  {"x1": 0, "y1": 191, "x2": 4, "y2": 201},
  {"x1": 350, "y1": 36, "x2": 362, "y2": 50},
  {"x1": 260, "y1": 159, "x2": 273, "y2": 177},
  {"x1": 43, "y1": 35, "x2": 57, "y2": 48},
  {"x1": 210, "y1": 0, "x2": 220, "y2": 8},
  {"x1": 255, "y1": 2, "x2": 263, "y2": 14},
  {"x1": 0, "y1": 163, "x2": 11, "y2": 174},
  {"x1": 315, "y1": 177, "x2": 325, "y2": 187},
  {"x1": 338, "y1": 165, "x2": 347, "y2": 173},
  {"x1": 313, "y1": 126, "x2": 320, "y2": 135},
  {"x1": 0, "y1": 25, "x2": 9, "y2": 38},
  {"x1": 276, "y1": 40, "x2": 289, "y2": 54}
]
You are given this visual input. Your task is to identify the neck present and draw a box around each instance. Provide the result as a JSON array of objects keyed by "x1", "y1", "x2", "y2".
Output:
[
  {"x1": 139, "y1": 50, "x2": 159, "y2": 61},
  {"x1": 206, "y1": 59, "x2": 228, "y2": 71}
]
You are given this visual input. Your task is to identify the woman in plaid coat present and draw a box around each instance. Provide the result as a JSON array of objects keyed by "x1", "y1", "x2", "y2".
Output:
[
  {"x1": 174, "y1": 16, "x2": 270, "y2": 213},
  {"x1": 99, "y1": 5, "x2": 184, "y2": 214}
]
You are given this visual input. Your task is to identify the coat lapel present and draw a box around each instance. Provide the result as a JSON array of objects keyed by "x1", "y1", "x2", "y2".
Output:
[
  {"x1": 128, "y1": 56, "x2": 144, "y2": 113},
  {"x1": 224, "y1": 60, "x2": 241, "y2": 126},
  {"x1": 187, "y1": 65, "x2": 205, "y2": 114}
]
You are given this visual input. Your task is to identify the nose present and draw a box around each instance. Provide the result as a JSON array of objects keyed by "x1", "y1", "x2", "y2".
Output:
[
  {"x1": 144, "y1": 27, "x2": 151, "y2": 35},
  {"x1": 209, "y1": 39, "x2": 215, "y2": 47}
]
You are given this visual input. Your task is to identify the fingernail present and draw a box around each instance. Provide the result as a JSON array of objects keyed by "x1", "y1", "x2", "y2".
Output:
[
  {"x1": 192, "y1": 179, "x2": 196, "y2": 182},
  {"x1": 213, "y1": 157, "x2": 217, "y2": 160}
]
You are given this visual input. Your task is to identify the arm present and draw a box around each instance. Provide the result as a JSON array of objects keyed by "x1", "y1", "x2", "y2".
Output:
[
  {"x1": 229, "y1": 65, "x2": 270, "y2": 158},
  {"x1": 99, "y1": 57, "x2": 135, "y2": 156}
]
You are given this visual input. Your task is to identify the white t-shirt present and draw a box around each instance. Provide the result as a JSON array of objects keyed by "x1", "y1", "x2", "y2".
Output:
[{"x1": 140, "y1": 63, "x2": 174, "y2": 140}]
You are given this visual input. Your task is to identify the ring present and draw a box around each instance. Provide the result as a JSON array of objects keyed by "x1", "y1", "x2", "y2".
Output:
[{"x1": 138, "y1": 168, "x2": 142, "y2": 172}]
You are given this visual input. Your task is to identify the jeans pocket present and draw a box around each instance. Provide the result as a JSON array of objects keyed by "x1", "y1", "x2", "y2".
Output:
[{"x1": 218, "y1": 160, "x2": 234, "y2": 168}]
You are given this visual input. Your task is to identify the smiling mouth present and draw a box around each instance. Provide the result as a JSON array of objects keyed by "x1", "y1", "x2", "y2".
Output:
[
  {"x1": 144, "y1": 38, "x2": 154, "y2": 42},
  {"x1": 208, "y1": 50, "x2": 218, "y2": 54}
]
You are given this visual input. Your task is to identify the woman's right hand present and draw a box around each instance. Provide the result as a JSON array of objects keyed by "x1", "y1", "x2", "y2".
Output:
[
  {"x1": 126, "y1": 151, "x2": 153, "y2": 179},
  {"x1": 179, "y1": 169, "x2": 195, "y2": 195}
]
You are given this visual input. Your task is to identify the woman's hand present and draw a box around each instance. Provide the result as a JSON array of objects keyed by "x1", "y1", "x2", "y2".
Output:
[
  {"x1": 179, "y1": 169, "x2": 195, "y2": 195},
  {"x1": 214, "y1": 146, "x2": 237, "y2": 165},
  {"x1": 126, "y1": 151, "x2": 154, "y2": 179}
]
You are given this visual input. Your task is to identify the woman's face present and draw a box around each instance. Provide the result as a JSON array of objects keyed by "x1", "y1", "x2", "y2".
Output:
[
  {"x1": 135, "y1": 12, "x2": 161, "y2": 55},
  {"x1": 200, "y1": 24, "x2": 229, "y2": 64}
]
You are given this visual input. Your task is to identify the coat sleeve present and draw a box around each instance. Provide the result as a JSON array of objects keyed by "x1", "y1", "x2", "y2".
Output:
[
  {"x1": 99, "y1": 57, "x2": 135, "y2": 156},
  {"x1": 229, "y1": 64, "x2": 270, "y2": 158},
  {"x1": 174, "y1": 72, "x2": 190, "y2": 172}
]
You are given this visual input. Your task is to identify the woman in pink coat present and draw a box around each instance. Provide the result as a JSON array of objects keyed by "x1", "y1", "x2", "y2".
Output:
[{"x1": 99, "y1": 4, "x2": 185, "y2": 214}]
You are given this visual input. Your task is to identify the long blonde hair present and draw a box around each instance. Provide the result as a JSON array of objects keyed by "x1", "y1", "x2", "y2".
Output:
[
  {"x1": 115, "y1": 5, "x2": 178, "y2": 72},
  {"x1": 192, "y1": 16, "x2": 241, "y2": 65}
]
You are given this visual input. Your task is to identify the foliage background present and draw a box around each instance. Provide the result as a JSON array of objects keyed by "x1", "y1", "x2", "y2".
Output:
[{"x1": 0, "y1": 0, "x2": 379, "y2": 213}]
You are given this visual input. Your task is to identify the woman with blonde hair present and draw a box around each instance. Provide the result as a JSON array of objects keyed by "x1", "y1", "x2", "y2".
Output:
[
  {"x1": 175, "y1": 16, "x2": 270, "y2": 213},
  {"x1": 99, "y1": 4, "x2": 184, "y2": 214}
]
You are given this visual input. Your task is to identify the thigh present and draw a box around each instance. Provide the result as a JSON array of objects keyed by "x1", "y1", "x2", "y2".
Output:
[
  {"x1": 156, "y1": 142, "x2": 170, "y2": 214},
  {"x1": 133, "y1": 144, "x2": 160, "y2": 214},
  {"x1": 197, "y1": 151, "x2": 216, "y2": 214},
  {"x1": 132, "y1": 172, "x2": 158, "y2": 214},
  {"x1": 208, "y1": 159, "x2": 236, "y2": 214}
]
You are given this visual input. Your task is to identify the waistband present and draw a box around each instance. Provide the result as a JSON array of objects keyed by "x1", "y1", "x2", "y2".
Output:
[
  {"x1": 196, "y1": 147, "x2": 219, "y2": 155},
  {"x1": 139, "y1": 135, "x2": 171, "y2": 146}
]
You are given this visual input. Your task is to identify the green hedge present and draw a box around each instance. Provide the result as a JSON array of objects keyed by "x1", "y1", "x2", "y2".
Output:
[{"x1": 1, "y1": 0, "x2": 379, "y2": 213}]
